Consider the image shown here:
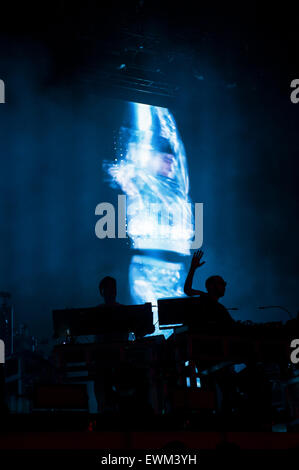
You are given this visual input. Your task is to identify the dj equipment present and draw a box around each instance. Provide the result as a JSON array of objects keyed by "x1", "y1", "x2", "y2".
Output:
[
  {"x1": 158, "y1": 296, "x2": 200, "y2": 326},
  {"x1": 158, "y1": 295, "x2": 234, "y2": 328},
  {"x1": 53, "y1": 303, "x2": 154, "y2": 338}
]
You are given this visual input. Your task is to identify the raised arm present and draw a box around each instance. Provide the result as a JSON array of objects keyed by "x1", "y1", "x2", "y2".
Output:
[{"x1": 184, "y1": 249, "x2": 206, "y2": 296}]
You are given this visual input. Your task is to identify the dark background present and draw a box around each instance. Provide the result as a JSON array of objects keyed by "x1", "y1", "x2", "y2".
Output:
[{"x1": 0, "y1": 1, "x2": 298, "y2": 339}]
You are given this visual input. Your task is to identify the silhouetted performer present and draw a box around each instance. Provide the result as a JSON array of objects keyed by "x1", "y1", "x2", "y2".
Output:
[
  {"x1": 184, "y1": 249, "x2": 234, "y2": 329},
  {"x1": 95, "y1": 276, "x2": 130, "y2": 413},
  {"x1": 75, "y1": 276, "x2": 121, "y2": 344},
  {"x1": 184, "y1": 250, "x2": 237, "y2": 417},
  {"x1": 99, "y1": 276, "x2": 120, "y2": 306},
  {"x1": 96, "y1": 276, "x2": 127, "y2": 343}
]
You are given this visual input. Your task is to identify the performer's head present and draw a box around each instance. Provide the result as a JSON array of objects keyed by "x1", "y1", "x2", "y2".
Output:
[
  {"x1": 205, "y1": 275, "x2": 227, "y2": 299},
  {"x1": 155, "y1": 137, "x2": 175, "y2": 178},
  {"x1": 99, "y1": 276, "x2": 117, "y2": 304}
]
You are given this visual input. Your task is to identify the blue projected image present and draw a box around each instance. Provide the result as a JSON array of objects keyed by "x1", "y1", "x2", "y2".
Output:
[
  {"x1": 129, "y1": 255, "x2": 185, "y2": 305},
  {"x1": 105, "y1": 102, "x2": 195, "y2": 333}
]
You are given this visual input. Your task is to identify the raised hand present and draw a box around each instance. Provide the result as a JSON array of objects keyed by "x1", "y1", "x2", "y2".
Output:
[{"x1": 190, "y1": 249, "x2": 205, "y2": 270}]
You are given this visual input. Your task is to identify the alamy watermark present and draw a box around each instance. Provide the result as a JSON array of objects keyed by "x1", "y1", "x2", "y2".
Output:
[
  {"x1": 290, "y1": 339, "x2": 299, "y2": 364},
  {"x1": 0, "y1": 79, "x2": 5, "y2": 104},
  {"x1": 0, "y1": 339, "x2": 4, "y2": 364},
  {"x1": 290, "y1": 79, "x2": 299, "y2": 104},
  {"x1": 95, "y1": 195, "x2": 203, "y2": 249}
]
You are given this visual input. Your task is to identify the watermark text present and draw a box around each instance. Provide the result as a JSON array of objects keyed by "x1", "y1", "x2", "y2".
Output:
[
  {"x1": 0, "y1": 79, "x2": 5, "y2": 104},
  {"x1": 290, "y1": 79, "x2": 299, "y2": 103},
  {"x1": 0, "y1": 339, "x2": 4, "y2": 364},
  {"x1": 95, "y1": 195, "x2": 203, "y2": 249}
]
